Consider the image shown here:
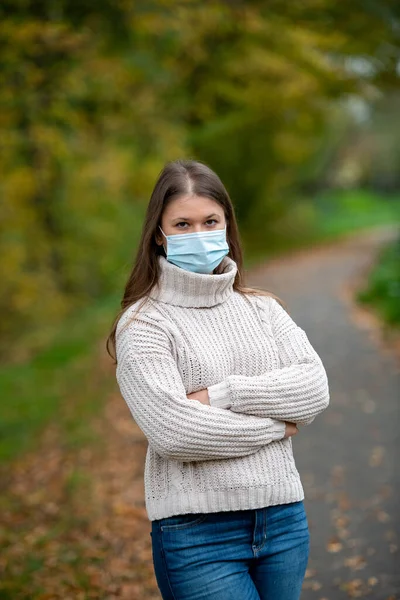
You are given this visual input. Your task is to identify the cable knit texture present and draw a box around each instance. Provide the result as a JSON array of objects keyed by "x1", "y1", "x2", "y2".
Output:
[{"x1": 115, "y1": 254, "x2": 330, "y2": 521}]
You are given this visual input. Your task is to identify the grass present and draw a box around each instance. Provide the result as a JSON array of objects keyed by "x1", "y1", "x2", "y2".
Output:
[
  {"x1": 0, "y1": 293, "x2": 119, "y2": 464},
  {"x1": 245, "y1": 188, "x2": 400, "y2": 269},
  {"x1": 357, "y1": 234, "x2": 400, "y2": 327},
  {"x1": 312, "y1": 188, "x2": 399, "y2": 236}
]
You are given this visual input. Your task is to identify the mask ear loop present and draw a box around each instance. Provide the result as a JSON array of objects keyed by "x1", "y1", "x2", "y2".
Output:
[{"x1": 158, "y1": 225, "x2": 167, "y2": 255}]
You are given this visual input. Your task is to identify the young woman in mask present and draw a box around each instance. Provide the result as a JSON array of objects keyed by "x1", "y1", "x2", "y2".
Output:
[{"x1": 106, "y1": 159, "x2": 330, "y2": 600}]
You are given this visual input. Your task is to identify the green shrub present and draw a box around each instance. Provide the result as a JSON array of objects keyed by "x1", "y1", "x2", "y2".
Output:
[{"x1": 358, "y1": 233, "x2": 400, "y2": 326}]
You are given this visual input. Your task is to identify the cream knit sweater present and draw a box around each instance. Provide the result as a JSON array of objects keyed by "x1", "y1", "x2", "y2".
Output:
[{"x1": 115, "y1": 254, "x2": 330, "y2": 521}]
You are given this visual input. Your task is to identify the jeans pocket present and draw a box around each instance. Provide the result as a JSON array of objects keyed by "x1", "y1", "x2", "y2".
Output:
[
  {"x1": 160, "y1": 512, "x2": 208, "y2": 531},
  {"x1": 270, "y1": 501, "x2": 309, "y2": 529},
  {"x1": 286, "y1": 501, "x2": 310, "y2": 539}
]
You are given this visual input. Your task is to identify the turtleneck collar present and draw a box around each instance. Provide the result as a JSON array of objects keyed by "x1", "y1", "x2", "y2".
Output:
[{"x1": 148, "y1": 254, "x2": 238, "y2": 308}]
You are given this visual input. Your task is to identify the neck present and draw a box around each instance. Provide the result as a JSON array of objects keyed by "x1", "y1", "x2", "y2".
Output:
[{"x1": 148, "y1": 255, "x2": 238, "y2": 308}]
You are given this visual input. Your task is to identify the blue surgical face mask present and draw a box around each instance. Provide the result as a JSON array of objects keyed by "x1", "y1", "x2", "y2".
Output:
[{"x1": 158, "y1": 225, "x2": 230, "y2": 274}]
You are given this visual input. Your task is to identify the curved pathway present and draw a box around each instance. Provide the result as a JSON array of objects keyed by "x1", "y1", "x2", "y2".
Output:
[{"x1": 248, "y1": 226, "x2": 400, "y2": 600}]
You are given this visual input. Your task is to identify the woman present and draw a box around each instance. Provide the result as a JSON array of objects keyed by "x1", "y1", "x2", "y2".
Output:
[{"x1": 106, "y1": 158, "x2": 330, "y2": 600}]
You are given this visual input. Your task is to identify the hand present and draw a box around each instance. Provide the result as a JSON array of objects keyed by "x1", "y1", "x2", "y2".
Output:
[
  {"x1": 284, "y1": 421, "x2": 299, "y2": 438},
  {"x1": 186, "y1": 389, "x2": 210, "y2": 406}
]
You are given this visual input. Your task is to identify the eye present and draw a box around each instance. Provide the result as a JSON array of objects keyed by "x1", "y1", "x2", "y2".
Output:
[{"x1": 175, "y1": 219, "x2": 219, "y2": 229}]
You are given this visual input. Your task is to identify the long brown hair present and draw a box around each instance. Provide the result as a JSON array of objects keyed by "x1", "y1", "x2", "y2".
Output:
[{"x1": 106, "y1": 158, "x2": 286, "y2": 363}]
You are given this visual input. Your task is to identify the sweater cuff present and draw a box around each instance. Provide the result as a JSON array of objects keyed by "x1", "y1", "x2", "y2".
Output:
[
  {"x1": 272, "y1": 420, "x2": 287, "y2": 440},
  {"x1": 208, "y1": 381, "x2": 231, "y2": 409}
]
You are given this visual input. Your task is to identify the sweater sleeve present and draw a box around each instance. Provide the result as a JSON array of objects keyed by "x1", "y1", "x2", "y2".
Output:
[
  {"x1": 208, "y1": 297, "x2": 330, "y2": 426},
  {"x1": 115, "y1": 307, "x2": 286, "y2": 462}
]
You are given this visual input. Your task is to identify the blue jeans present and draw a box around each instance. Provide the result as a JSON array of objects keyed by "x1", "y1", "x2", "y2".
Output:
[{"x1": 150, "y1": 500, "x2": 310, "y2": 600}]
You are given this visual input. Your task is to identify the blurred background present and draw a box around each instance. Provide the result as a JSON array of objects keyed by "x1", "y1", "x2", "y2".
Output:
[{"x1": 1, "y1": 1, "x2": 399, "y2": 598}]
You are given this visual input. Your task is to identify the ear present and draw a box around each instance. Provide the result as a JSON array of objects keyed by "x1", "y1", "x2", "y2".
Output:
[{"x1": 155, "y1": 227, "x2": 163, "y2": 246}]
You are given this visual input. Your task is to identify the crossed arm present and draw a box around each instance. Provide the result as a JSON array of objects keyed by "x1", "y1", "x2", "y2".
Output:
[
  {"x1": 116, "y1": 298, "x2": 329, "y2": 464},
  {"x1": 205, "y1": 297, "x2": 330, "y2": 426}
]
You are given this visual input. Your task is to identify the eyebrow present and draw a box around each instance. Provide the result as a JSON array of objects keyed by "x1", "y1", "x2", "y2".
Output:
[{"x1": 171, "y1": 213, "x2": 220, "y2": 221}]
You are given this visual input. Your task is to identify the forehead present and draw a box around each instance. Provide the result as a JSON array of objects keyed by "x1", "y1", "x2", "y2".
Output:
[{"x1": 164, "y1": 195, "x2": 224, "y2": 218}]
